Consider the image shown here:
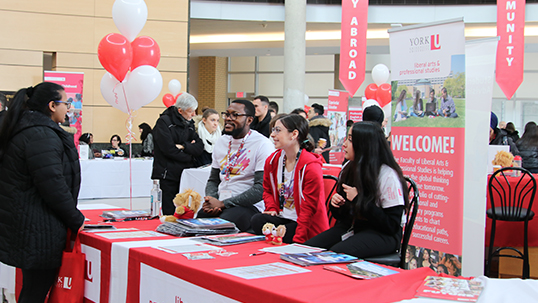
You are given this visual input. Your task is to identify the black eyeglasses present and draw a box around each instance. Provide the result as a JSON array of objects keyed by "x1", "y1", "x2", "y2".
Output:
[
  {"x1": 55, "y1": 101, "x2": 72, "y2": 109},
  {"x1": 221, "y1": 112, "x2": 250, "y2": 120}
]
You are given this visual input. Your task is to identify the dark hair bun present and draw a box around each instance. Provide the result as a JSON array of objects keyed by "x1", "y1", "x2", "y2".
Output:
[{"x1": 26, "y1": 86, "x2": 34, "y2": 98}]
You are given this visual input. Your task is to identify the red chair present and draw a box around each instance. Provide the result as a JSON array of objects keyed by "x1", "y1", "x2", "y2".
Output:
[{"x1": 323, "y1": 175, "x2": 338, "y2": 227}]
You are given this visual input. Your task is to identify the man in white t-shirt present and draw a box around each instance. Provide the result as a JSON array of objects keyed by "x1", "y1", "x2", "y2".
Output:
[{"x1": 197, "y1": 100, "x2": 275, "y2": 231}]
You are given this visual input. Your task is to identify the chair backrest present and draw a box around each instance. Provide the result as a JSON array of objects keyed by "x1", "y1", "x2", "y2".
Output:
[
  {"x1": 488, "y1": 167, "x2": 536, "y2": 221},
  {"x1": 323, "y1": 174, "x2": 339, "y2": 227},
  {"x1": 400, "y1": 177, "x2": 420, "y2": 268}
]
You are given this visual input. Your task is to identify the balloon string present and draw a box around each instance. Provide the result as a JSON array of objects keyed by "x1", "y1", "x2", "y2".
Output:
[{"x1": 121, "y1": 83, "x2": 134, "y2": 210}]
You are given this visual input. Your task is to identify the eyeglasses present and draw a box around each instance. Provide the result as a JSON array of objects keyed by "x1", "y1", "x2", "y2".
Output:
[
  {"x1": 221, "y1": 112, "x2": 250, "y2": 120},
  {"x1": 55, "y1": 101, "x2": 72, "y2": 109}
]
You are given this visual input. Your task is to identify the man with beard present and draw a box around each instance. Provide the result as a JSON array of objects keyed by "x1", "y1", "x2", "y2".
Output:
[{"x1": 197, "y1": 100, "x2": 274, "y2": 231}]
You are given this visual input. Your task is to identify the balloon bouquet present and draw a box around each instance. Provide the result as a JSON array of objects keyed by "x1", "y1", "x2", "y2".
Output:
[
  {"x1": 97, "y1": 0, "x2": 163, "y2": 208},
  {"x1": 162, "y1": 79, "x2": 182, "y2": 108},
  {"x1": 363, "y1": 64, "x2": 392, "y2": 111}
]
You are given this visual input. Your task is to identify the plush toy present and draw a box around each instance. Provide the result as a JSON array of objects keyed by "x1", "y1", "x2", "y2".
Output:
[
  {"x1": 262, "y1": 223, "x2": 275, "y2": 242},
  {"x1": 160, "y1": 189, "x2": 202, "y2": 223},
  {"x1": 271, "y1": 225, "x2": 286, "y2": 245}
]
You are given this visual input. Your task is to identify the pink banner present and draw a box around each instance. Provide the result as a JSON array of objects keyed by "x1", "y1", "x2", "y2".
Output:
[
  {"x1": 339, "y1": 0, "x2": 367, "y2": 97},
  {"x1": 44, "y1": 71, "x2": 84, "y2": 146},
  {"x1": 391, "y1": 127, "x2": 465, "y2": 256},
  {"x1": 348, "y1": 107, "x2": 363, "y2": 122},
  {"x1": 496, "y1": 0, "x2": 525, "y2": 100},
  {"x1": 327, "y1": 90, "x2": 349, "y2": 164}
]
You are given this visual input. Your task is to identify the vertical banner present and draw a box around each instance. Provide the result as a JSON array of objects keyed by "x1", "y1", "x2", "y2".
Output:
[
  {"x1": 389, "y1": 19, "x2": 465, "y2": 276},
  {"x1": 462, "y1": 38, "x2": 499, "y2": 277},
  {"x1": 44, "y1": 71, "x2": 84, "y2": 146},
  {"x1": 327, "y1": 89, "x2": 349, "y2": 164},
  {"x1": 348, "y1": 106, "x2": 363, "y2": 122},
  {"x1": 496, "y1": 0, "x2": 525, "y2": 99},
  {"x1": 339, "y1": 0, "x2": 368, "y2": 96}
]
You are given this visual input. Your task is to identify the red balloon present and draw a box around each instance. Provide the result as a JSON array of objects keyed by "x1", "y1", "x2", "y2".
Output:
[
  {"x1": 162, "y1": 93, "x2": 175, "y2": 107},
  {"x1": 131, "y1": 36, "x2": 161, "y2": 70},
  {"x1": 376, "y1": 83, "x2": 392, "y2": 108},
  {"x1": 364, "y1": 83, "x2": 378, "y2": 100},
  {"x1": 98, "y1": 33, "x2": 132, "y2": 82}
]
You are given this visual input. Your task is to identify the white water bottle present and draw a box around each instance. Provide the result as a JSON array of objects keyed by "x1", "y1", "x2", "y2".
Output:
[{"x1": 150, "y1": 180, "x2": 162, "y2": 217}]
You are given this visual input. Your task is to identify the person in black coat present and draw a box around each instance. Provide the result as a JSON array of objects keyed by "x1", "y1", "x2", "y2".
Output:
[
  {"x1": 152, "y1": 92, "x2": 204, "y2": 215},
  {"x1": 516, "y1": 122, "x2": 538, "y2": 173},
  {"x1": 0, "y1": 82, "x2": 85, "y2": 303},
  {"x1": 250, "y1": 95, "x2": 272, "y2": 137},
  {"x1": 0, "y1": 92, "x2": 6, "y2": 126},
  {"x1": 308, "y1": 103, "x2": 332, "y2": 162}
]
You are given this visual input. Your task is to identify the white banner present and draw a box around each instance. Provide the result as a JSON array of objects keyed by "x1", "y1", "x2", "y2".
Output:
[
  {"x1": 462, "y1": 37, "x2": 499, "y2": 277},
  {"x1": 389, "y1": 18, "x2": 464, "y2": 81}
]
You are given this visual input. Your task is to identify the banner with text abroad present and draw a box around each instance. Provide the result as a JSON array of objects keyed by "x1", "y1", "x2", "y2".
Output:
[{"x1": 389, "y1": 19, "x2": 465, "y2": 276}]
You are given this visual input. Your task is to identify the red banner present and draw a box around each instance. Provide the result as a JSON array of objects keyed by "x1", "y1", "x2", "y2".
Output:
[
  {"x1": 348, "y1": 107, "x2": 363, "y2": 122},
  {"x1": 496, "y1": 0, "x2": 525, "y2": 100},
  {"x1": 339, "y1": 0, "x2": 368, "y2": 97}
]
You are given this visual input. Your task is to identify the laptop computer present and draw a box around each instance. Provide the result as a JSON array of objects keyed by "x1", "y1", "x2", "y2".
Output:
[{"x1": 425, "y1": 103, "x2": 437, "y2": 115}]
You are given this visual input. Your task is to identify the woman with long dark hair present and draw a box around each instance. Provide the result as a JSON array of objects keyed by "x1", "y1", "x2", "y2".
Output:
[
  {"x1": 410, "y1": 90, "x2": 424, "y2": 118},
  {"x1": 304, "y1": 121, "x2": 409, "y2": 258},
  {"x1": 138, "y1": 122, "x2": 154, "y2": 157},
  {"x1": 516, "y1": 121, "x2": 538, "y2": 173},
  {"x1": 0, "y1": 82, "x2": 85, "y2": 302},
  {"x1": 251, "y1": 114, "x2": 329, "y2": 243}
]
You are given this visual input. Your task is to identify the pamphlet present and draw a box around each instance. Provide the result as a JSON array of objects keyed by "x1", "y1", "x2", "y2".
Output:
[
  {"x1": 155, "y1": 243, "x2": 222, "y2": 254},
  {"x1": 280, "y1": 251, "x2": 358, "y2": 266},
  {"x1": 101, "y1": 210, "x2": 151, "y2": 220},
  {"x1": 183, "y1": 252, "x2": 215, "y2": 260},
  {"x1": 156, "y1": 221, "x2": 239, "y2": 237},
  {"x1": 216, "y1": 262, "x2": 311, "y2": 279},
  {"x1": 177, "y1": 218, "x2": 236, "y2": 229},
  {"x1": 96, "y1": 231, "x2": 167, "y2": 239},
  {"x1": 200, "y1": 233, "x2": 265, "y2": 246},
  {"x1": 260, "y1": 243, "x2": 325, "y2": 255},
  {"x1": 415, "y1": 276, "x2": 484, "y2": 302},
  {"x1": 323, "y1": 260, "x2": 399, "y2": 279}
]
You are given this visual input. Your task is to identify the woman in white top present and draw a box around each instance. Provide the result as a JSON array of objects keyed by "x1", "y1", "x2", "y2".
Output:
[
  {"x1": 196, "y1": 108, "x2": 221, "y2": 166},
  {"x1": 304, "y1": 121, "x2": 409, "y2": 258}
]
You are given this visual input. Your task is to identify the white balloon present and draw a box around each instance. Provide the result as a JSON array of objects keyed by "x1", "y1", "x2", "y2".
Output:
[
  {"x1": 100, "y1": 72, "x2": 129, "y2": 113},
  {"x1": 168, "y1": 79, "x2": 181, "y2": 96},
  {"x1": 372, "y1": 64, "x2": 390, "y2": 86},
  {"x1": 362, "y1": 99, "x2": 380, "y2": 109},
  {"x1": 112, "y1": 0, "x2": 148, "y2": 42},
  {"x1": 125, "y1": 65, "x2": 163, "y2": 111}
]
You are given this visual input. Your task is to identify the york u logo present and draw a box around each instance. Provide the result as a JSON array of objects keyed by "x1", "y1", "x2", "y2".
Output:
[
  {"x1": 56, "y1": 276, "x2": 73, "y2": 289},
  {"x1": 85, "y1": 259, "x2": 93, "y2": 282},
  {"x1": 431, "y1": 34, "x2": 441, "y2": 50}
]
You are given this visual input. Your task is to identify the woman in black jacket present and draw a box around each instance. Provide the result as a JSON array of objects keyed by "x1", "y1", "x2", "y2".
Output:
[
  {"x1": 151, "y1": 92, "x2": 204, "y2": 215},
  {"x1": 516, "y1": 122, "x2": 538, "y2": 173},
  {"x1": 0, "y1": 82, "x2": 85, "y2": 303},
  {"x1": 304, "y1": 122, "x2": 409, "y2": 258}
]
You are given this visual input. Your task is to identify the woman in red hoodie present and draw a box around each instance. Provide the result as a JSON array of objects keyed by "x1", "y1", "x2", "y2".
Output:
[{"x1": 251, "y1": 114, "x2": 329, "y2": 243}]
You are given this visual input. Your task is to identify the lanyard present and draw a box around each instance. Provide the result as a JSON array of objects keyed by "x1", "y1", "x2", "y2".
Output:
[
  {"x1": 279, "y1": 149, "x2": 302, "y2": 209},
  {"x1": 224, "y1": 131, "x2": 251, "y2": 181}
]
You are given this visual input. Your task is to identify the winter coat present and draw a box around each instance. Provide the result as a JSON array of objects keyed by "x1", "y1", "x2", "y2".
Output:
[
  {"x1": 0, "y1": 111, "x2": 84, "y2": 270},
  {"x1": 151, "y1": 106, "x2": 204, "y2": 181},
  {"x1": 251, "y1": 113, "x2": 272, "y2": 138},
  {"x1": 308, "y1": 116, "x2": 332, "y2": 162},
  {"x1": 516, "y1": 142, "x2": 538, "y2": 171},
  {"x1": 507, "y1": 130, "x2": 520, "y2": 142},
  {"x1": 263, "y1": 149, "x2": 329, "y2": 243},
  {"x1": 490, "y1": 128, "x2": 519, "y2": 155}
]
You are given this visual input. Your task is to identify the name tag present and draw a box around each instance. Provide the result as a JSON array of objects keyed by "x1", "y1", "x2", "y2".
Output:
[{"x1": 341, "y1": 229, "x2": 354, "y2": 241}]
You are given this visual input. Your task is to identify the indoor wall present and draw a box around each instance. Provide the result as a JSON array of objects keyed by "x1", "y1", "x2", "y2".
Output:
[{"x1": 0, "y1": 0, "x2": 189, "y2": 142}]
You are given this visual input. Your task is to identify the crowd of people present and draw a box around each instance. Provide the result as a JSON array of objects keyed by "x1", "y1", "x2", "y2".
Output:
[{"x1": 3, "y1": 80, "x2": 538, "y2": 302}]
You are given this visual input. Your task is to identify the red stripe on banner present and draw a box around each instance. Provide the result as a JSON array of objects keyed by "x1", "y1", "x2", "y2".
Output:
[
  {"x1": 496, "y1": 0, "x2": 525, "y2": 100},
  {"x1": 339, "y1": 0, "x2": 368, "y2": 97}
]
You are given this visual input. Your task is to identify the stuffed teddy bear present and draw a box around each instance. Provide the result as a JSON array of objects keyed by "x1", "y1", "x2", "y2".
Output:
[
  {"x1": 262, "y1": 223, "x2": 275, "y2": 242},
  {"x1": 271, "y1": 225, "x2": 286, "y2": 245},
  {"x1": 160, "y1": 189, "x2": 202, "y2": 223}
]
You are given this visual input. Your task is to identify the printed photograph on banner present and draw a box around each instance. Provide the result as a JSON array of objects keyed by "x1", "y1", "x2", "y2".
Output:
[
  {"x1": 405, "y1": 245, "x2": 462, "y2": 277},
  {"x1": 392, "y1": 55, "x2": 465, "y2": 128},
  {"x1": 328, "y1": 111, "x2": 347, "y2": 151}
]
